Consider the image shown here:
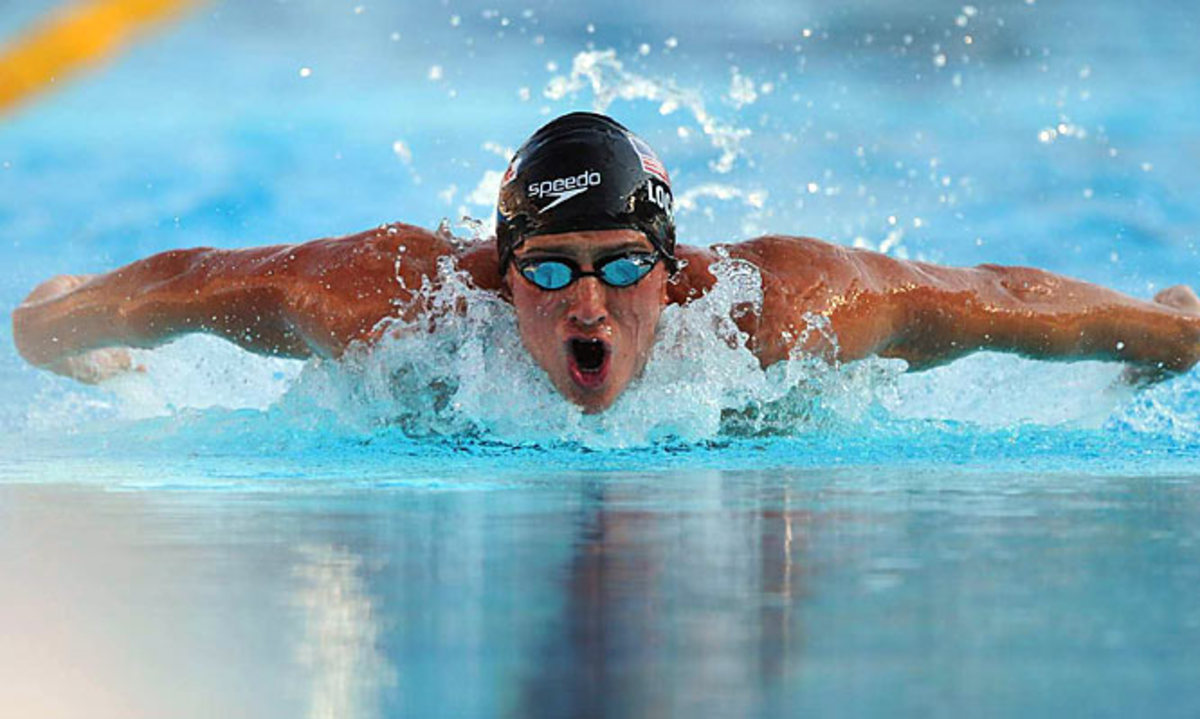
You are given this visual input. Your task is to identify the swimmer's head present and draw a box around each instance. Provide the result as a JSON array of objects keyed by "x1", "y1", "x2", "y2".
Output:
[
  {"x1": 497, "y1": 113, "x2": 676, "y2": 412},
  {"x1": 495, "y1": 112, "x2": 676, "y2": 274}
]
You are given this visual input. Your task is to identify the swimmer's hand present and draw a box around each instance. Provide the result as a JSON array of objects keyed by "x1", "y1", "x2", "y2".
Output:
[
  {"x1": 14, "y1": 274, "x2": 145, "y2": 384},
  {"x1": 45, "y1": 347, "x2": 143, "y2": 384},
  {"x1": 1120, "y1": 284, "x2": 1200, "y2": 387}
]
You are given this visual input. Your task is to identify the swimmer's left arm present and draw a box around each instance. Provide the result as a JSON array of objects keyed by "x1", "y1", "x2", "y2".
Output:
[
  {"x1": 726, "y1": 236, "x2": 1200, "y2": 379},
  {"x1": 845, "y1": 250, "x2": 1200, "y2": 379}
]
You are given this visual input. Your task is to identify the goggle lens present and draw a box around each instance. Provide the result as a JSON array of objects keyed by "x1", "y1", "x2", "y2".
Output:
[
  {"x1": 524, "y1": 261, "x2": 574, "y2": 290},
  {"x1": 598, "y1": 256, "x2": 653, "y2": 287},
  {"x1": 519, "y1": 253, "x2": 659, "y2": 291}
]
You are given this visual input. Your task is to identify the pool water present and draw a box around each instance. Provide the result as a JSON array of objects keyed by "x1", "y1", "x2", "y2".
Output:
[{"x1": 2, "y1": 0, "x2": 1199, "y2": 716}]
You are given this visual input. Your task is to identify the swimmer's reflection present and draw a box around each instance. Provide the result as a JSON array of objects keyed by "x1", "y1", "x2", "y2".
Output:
[{"x1": 515, "y1": 472, "x2": 812, "y2": 717}]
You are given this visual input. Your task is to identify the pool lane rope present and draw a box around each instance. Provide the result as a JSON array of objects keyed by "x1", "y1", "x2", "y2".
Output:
[{"x1": 0, "y1": 0, "x2": 200, "y2": 114}]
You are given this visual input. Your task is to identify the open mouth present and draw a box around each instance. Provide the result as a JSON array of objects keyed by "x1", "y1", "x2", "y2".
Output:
[{"x1": 568, "y1": 338, "x2": 610, "y2": 389}]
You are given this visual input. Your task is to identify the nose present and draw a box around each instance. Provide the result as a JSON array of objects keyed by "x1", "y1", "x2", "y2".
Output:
[{"x1": 567, "y1": 276, "x2": 608, "y2": 327}]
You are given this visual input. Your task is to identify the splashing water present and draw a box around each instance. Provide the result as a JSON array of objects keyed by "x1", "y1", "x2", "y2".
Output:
[
  {"x1": 545, "y1": 49, "x2": 751, "y2": 174},
  {"x1": 17, "y1": 236, "x2": 1199, "y2": 457},
  {"x1": 6, "y1": 14, "x2": 1199, "y2": 465},
  {"x1": 262, "y1": 248, "x2": 904, "y2": 448}
]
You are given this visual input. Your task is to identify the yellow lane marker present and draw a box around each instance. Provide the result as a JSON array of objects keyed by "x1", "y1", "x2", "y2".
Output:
[{"x1": 0, "y1": 0, "x2": 199, "y2": 114}]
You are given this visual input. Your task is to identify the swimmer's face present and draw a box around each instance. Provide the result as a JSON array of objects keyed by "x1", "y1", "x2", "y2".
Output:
[{"x1": 507, "y1": 229, "x2": 669, "y2": 413}]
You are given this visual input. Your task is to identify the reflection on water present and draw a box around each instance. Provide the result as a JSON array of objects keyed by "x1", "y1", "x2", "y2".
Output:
[
  {"x1": 3, "y1": 468, "x2": 1200, "y2": 717},
  {"x1": 514, "y1": 475, "x2": 809, "y2": 717},
  {"x1": 294, "y1": 544, "x2": 394, "y2": 719}
]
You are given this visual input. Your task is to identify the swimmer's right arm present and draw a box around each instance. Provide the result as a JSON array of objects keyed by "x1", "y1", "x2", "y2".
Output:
[{"x1": 11, "y1": 223, "x2": 486, "y2": 383}]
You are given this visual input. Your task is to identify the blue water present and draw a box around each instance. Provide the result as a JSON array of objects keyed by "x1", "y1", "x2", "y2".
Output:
[{"x1": 2, "y1": 0, "x2": 1199, "y2": 716}]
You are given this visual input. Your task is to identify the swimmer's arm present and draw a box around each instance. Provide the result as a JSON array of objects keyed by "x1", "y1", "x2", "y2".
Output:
[
  {"x1": 852, "y1": 254, "x2": 1200, "y2": 378},
  {"x1": 12, "y1": 223, "x2": 463, "y2": 381},
  {"x1": 722, "y1": 236, "x2": 1198, "y2": 378}
]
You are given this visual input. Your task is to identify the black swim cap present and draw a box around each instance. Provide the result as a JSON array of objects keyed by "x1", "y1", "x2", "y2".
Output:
[{"x1": 496, "y1": 112, "x2": 677, "y2": 274}]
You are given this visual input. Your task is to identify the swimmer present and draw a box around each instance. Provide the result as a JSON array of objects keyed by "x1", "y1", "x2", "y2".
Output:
[{"x1": 12, "y1": 112, "x2": 1200, "y2": 413}]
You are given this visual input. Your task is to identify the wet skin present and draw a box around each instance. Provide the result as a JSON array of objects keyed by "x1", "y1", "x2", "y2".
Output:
[
  {"x1": 12, "y1": 222, "x2": 1200, "y2": 410},
  {"x1": 506, "y1": 230, "x2": 669, "y2": 413}
]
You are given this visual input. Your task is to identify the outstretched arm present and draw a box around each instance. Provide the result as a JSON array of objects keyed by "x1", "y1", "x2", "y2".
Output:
[
  {"x1": 11, "y1": 223, "x2": 480, "y2": 382},
  {"x1": 718, "y1": 236, "x2": 1200, "y2": 379},
  {"x1": 875, "y1": 261, "x2": 1200, "y2": 378}
]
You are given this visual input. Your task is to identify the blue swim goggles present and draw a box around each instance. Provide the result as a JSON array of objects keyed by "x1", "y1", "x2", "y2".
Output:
[{"x1": 517, "y1": 251, "x2": 660, "y2": 291}]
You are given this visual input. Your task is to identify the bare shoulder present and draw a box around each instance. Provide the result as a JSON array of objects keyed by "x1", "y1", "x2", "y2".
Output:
[
  {"x1": 285, "y1": 222, "x2": 451, "y2": 284},
  {"x1": 724, "y1": 235, "x2": 860, "y2": 281},
  {"x1": 253, "y1": 222, "x2": 465, "y2": 350},
  {"x1": 672, "y1": 235, "x2": 891, "y2": 365},
  {"x1": 305, "y1": 222, "x2": 504, "y2": 293},
  {"x1": 670, "y1": 235, "x2": 860, "y2": 303}
]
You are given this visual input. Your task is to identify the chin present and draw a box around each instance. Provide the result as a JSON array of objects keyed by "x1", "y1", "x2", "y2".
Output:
[{"x1": 577, "y1": 392, "x2": 617, "y2": 414}]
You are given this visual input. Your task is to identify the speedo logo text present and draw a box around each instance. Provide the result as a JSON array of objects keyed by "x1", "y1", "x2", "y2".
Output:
[{"x1": 528, "y1": 170, "x2": 602, "y2": 213}]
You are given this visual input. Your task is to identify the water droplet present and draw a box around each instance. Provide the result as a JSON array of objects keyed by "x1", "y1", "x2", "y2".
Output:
[{"x1": 392, "y1": 140, "x2": 412, "y2": 164}]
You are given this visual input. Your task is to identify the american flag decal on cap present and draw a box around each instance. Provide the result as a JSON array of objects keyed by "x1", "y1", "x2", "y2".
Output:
[
  {"x1": 627, "y1": 134, "x2": 670, "y2": 184},
  {"x1": 501, "y1": 157, "x2": 519, "y2": 186}
]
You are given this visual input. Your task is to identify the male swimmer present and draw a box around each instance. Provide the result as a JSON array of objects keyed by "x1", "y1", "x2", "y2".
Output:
[{"x1": 12, "y1": 112, "x2": 1200, "y2": 413}]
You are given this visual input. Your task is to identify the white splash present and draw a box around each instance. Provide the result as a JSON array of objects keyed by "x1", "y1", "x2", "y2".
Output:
[
  {"x1": 543, "y1": 49, "x2": 751, "y2": 174},
  {"x1": 270, "y1": 251, "x2": 896, "y2": 447},
  {"x1": 24, "y1": 334, "x2": 303, "y2": 428},
  {"x1": 675, "y1": 183, "x2": 768, "y2": 211},
  {"x1": 725, "y1": 68, "x2": 759, "y2": 109}
]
